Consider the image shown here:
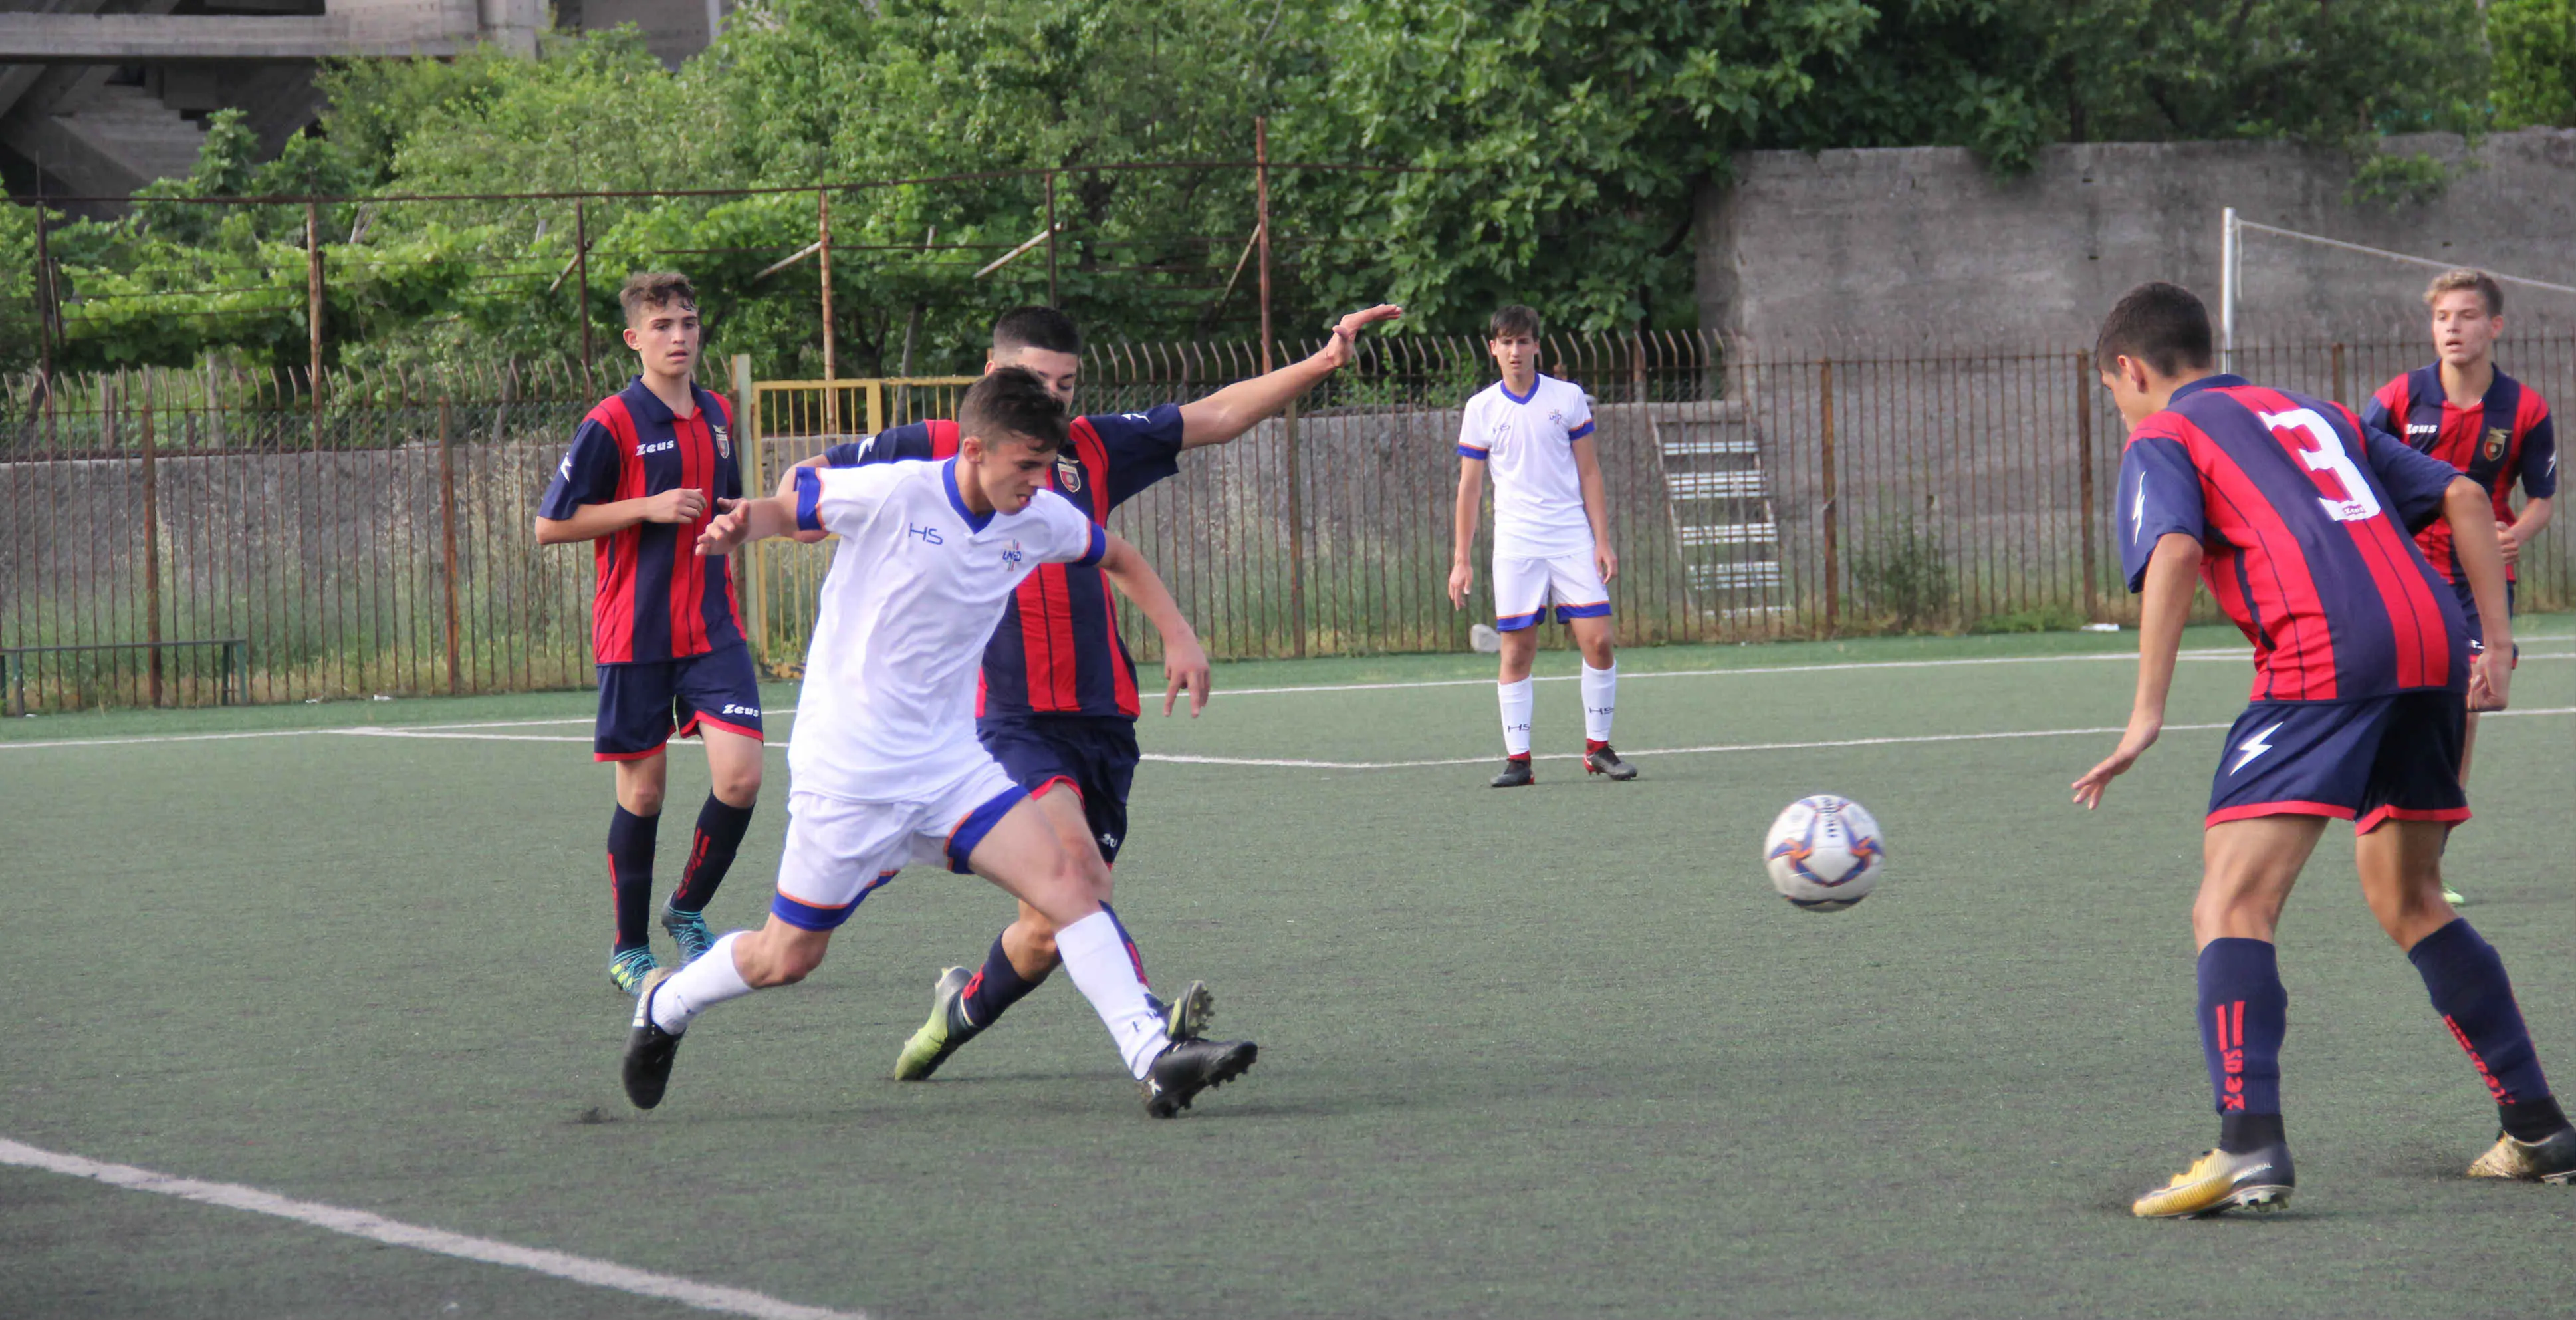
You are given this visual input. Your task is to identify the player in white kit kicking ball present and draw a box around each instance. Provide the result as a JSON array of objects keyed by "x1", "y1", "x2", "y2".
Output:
[
  {"x1": 1447, "y1": 305, "x2": 1637, "y2": 787},
  {"x1": 623, "y1": 367, "x2": 1256, "y2": 1117}
]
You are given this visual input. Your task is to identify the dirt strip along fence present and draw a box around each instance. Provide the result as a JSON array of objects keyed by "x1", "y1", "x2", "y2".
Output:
[{"x1": 7, "y1": 332, "x2": 2569, "y2": 711}]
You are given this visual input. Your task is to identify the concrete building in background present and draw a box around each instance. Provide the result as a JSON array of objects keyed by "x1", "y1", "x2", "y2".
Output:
[
  {"x1": 0, "y1": 0, "x2": 728, "y2": 208},
  {"x1": 1698, "y1": 130, "x2": 2576, "y2": 352}
]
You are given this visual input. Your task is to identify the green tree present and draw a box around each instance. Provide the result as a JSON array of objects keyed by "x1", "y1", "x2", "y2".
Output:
[{"x1": 2491, "y1": 0, "x2": 2576, "y2": 128}]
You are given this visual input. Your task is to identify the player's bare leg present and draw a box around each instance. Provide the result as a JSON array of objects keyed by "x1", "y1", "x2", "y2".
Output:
[
  {"x1": 1492, "y1": 625, "x2": 1540, "y2": 787},
  {"x1": 605, "y1": 751, "x2": 671, "y2": 994},
  {"x1": 659, "y1": 726, "x2": 764, "y2": 966},
  {"x1": 961, "y1": 800, "x2": 1252, "y2": 1115},
  {"x1": 2357, "y1": 817, "x2": 2576, "y2": 1180},
  {"x1": 1568, "y1": 614, "x2": 1634, "y2": 780},
  {"x1": 2442, "y1": 716, "x2": 2480, "y2": 906},
  {"x1": 2136, "y1": 815, "x2": 2319, "y2": 1218},
  {"x1": 894, "y1": 789, "x2": 1204, "y2": 1079},
  {"x1": 622, "y1": 912, "x2": 832, "y2": 1109}
]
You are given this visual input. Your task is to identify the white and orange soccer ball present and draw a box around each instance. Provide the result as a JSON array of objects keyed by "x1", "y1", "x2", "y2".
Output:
[{"x1": 1764, "y1": 795, "x2": 1885, "y2": 912}]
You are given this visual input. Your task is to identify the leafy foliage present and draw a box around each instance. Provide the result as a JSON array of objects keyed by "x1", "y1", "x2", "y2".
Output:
[
  {"x1": 2490, "y1": 0, "x2": 2576, "y2": 129},
  {"x1": 9, "y1": 0, "x2": 2533, "y2": 380}
]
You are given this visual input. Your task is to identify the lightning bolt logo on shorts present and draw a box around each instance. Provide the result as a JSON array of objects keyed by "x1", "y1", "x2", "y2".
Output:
[{"x1": 2230, "y1": 722, "x2": 2284, "y2": 774}]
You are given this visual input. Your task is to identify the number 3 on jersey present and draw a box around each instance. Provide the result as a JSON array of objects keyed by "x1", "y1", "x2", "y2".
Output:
[{"x1": 2260, "y1": 407, "x2": 2381, "y2": 524}]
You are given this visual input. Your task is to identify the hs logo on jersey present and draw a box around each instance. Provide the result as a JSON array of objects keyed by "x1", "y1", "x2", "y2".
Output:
[{"x1": 908, "y1": 523, "x2": 945, "y2": 545}]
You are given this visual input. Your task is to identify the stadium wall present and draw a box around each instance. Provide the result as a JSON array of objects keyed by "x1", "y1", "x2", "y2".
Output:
[{"x1": 1697, "y1": 129, "x2": 2576, "y2": 352}]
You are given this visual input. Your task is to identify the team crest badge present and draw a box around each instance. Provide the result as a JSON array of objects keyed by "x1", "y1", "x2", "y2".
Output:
[
  {"x1": 1055, "y1": 454, "x2": 1084, "y2": 493},
  {"x1": 712, "y1": 424, "x2": 732, "y2": 459},
  {"x1": 2482, "y1": 427, "x2": 2509, "y2": 462}
]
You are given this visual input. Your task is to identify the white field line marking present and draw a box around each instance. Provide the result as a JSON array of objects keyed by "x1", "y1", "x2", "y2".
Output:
[
  {"x1": 9, "y1": 648, "x2": 2576, "y2": 751},
  {"x1": 0, "y1": 1138, "x2": 868, "y2": 1320},
  {"x1": 1137, "y1": 704, "x2": 2576, "y2": 771}
]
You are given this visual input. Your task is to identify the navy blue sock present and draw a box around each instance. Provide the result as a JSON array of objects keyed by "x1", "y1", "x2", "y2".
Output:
[
  {"x1": 669, "y1": 794, "x2": 755, "y2": 914},
  {"x1": 2198, "y1": 938, "x2": 2288, "y2": 1148},
  {"x1": 2408, "y1": 919, "x2": 2553, "y2": 1112},
  {"x1": 956, "y1": 933, "x2": 1046, "y2": 1031},
  {"x1": 606, "y1": 806, "x2": 657, "y2": 953}
]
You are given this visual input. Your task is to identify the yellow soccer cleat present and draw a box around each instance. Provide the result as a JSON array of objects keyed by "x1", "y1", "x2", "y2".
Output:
[
  {"x1": 2466, "y1": 1128, "x2": 2576, "y2": 1182},
  {"x1": 2131, "y1": 1144, "x2": 2295, "y2": 1218}
]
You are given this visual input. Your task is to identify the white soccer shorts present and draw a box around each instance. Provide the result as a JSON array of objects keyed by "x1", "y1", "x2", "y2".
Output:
[
  {"x1": 770, "y1": 757, "x2": 1024, "y2": 930},
  {"x1": 1492, "y1": 551, "x2": 1611, "y2": 632}
]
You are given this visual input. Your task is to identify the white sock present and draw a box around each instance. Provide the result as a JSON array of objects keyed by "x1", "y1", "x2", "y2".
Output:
[
  {"x1": 649, "y1": 931, "x2": 755, "y2": 1034},
  {"x1": 1581, "y1": 662, "x2": 1617, "y2": 743},
  {"x1": 1498, "y1": 678, "x2": 1534, "y2": 757},
  {"x1": 1054, "y1": 910, "x2": 1168, "y2": 1079}
]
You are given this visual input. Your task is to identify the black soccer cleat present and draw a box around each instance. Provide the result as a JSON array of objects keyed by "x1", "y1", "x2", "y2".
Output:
[
  {"x1": 622, "y1": 968, "x2": 684, "y2": 1111},
  {"x1": 1141, "y1": 1037, "x2": 1258, "y2": 1118},
  {"x1": 1584, "y1": 744, "x2": 1639, "y2": 781},
  {"x1": 1490, "y1": 756, "x2": 1536, "y2": 789}
]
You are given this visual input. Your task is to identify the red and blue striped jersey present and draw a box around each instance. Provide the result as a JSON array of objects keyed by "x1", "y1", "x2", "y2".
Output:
[
  {"x1": 821, "y1": 404, "x2": 1185, "y2": 719},
  {"x1": 2119, "y1": 374, "x2": 2466, "y2": 702},
  {"x1": 2359, "y1": 364, "x2": 2556, "y2": 583},
  {"x1": 538, "y1": 378, "x2": 745, "y2": 665}
]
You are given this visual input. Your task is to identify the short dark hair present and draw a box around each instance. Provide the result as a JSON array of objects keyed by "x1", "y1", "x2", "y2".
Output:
[
  {"x1": 959, "y1": 366, "x2": 1070, "y2": 454},
  {"x1": 619, "y1": 271, "x2": 698, "y2": 325},
  {"x1": 992, "y1": 306, "x2": 1082, "y2": 358},
  {"x1": 1489, "y1": 305, "x2": 1542, "y2": 341},
  {"x1": 2095, "y1": 282, "x2": 2214, "y2": 378}
]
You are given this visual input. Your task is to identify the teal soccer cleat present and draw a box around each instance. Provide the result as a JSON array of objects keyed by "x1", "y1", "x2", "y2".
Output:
[
  {"x1": 660, "y1": 904, "x2": 715, "y2": 965},
  {"x1": 608, "y1": 946, "x2": 659, "y2": 997}
]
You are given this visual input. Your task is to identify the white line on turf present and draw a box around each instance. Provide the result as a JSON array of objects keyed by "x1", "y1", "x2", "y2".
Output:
[
  {"x1": 0, "y1": 1138, "x2": 868, "y2": 1320},
  {"x1": 1135, "y1": 704, "x2": 2576, "y2": 771}
]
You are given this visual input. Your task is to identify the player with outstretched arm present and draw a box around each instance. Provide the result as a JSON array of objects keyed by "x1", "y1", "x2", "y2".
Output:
[
  {"x1": 1447, "y1": 304, "x2": 1635, "y2": 788},
  {"x1": 790, "y1": 301, "x2": 1403, "y2": 1082},
  {"x1": 2358, "y1": 269, "x2": 2557, "y2": 906},
  {"x1": 2071, "y1": 282, "x2": 2574, "y2": 1217},
  {"x1": 624, "y1": 367, "x2": 1257, "y2": 1118},
  {"x1": 534, "y1": 273, "x2": 763, "y2": 995}
]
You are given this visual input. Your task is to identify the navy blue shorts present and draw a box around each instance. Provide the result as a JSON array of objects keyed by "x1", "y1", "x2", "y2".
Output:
[
  {"x1": 594, "y1": 644, "x2": 764, "y2": 762},
  {"x1": 2451, "y1": 577, "x2": 2516, "y2": 658},
  {"x1": 2206, "y1": 690, "x2": 2468, "y2": 834},
  {"x1": 977, "y1": 714, "x2": 1139, "y2": 864}
]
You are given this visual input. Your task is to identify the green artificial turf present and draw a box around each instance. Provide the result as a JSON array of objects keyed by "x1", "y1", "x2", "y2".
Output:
[{"x1": 7, "y1": 624, "x2": 2575, "y2": 1318}]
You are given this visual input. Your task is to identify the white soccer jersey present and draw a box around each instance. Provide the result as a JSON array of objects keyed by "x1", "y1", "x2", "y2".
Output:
[
  {"x1": 784, "y1": 459, "x2": 1106, "y2": 803},
  {"x1": 1457, "y1": 374, "x2": 1598, "y2": 557}
]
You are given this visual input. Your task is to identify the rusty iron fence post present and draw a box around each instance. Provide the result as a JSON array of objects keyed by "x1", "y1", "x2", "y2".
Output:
[
  {"x1": 2076, "y1": 350, "x2": 2097, "y2": 620},
  {"x1": 306, "y1": 201, "x2": 324, "y2": 446},
  {"x1": 31, "y1": 199, "x2": 53, "y2": 384},
  {"x1": 818, "y1": 189, "x2": 836, "y2": 429},
  {"x1": 139, "y1": 376, "x2": 162, "y2": 706},
  {"x1": 439, "y1": 395, "x2": 461, "y2": 696},
  {"x1": 1286, "y1": 398, "x2": 1306, "y2": 657},
  {"x1": 1819, "y1": 358, "x2": 1838, "y2": 635},
  {"x1": 1255, "y1": 117, "x2": 1273, "y2": 375},
  {"x1": 575, "y1": 199, "x2": 592, "y2": 372},
  {"x1": 2332, "y1": 342, "x2": 2347, "y2": 406}
]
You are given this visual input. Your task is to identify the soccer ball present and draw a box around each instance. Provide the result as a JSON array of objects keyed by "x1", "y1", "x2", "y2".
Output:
[{"x1": 1764, "y1": 795, "x2": 1885, "y2": 912}]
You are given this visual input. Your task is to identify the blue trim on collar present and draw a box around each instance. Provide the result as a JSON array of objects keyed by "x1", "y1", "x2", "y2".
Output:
[
  {"x1": 1500, "y1": 375, "x2": 1540, "y2": 405},
  {"x1": 943, "y1": 458, "x2": 993, "y2": 533},
  {"x1": 2168, "y1": 373, "x2": 2248, "y2": 402}
]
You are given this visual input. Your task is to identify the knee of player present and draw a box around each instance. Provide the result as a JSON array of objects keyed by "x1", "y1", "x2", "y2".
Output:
[
  {"x1": 620, "y1": 783, "x2": 667, "y2": 817},
  {"x1": 764, "y1": 943, "x2": 826, "y2": 986},
  {"x1": 713, "y1": 762, "x2": 762, "y2": 804}
]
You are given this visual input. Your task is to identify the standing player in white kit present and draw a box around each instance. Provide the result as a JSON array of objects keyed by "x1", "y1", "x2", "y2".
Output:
[
  {"x1": 1447, "y1": 304, "x2": 1637, "y2": 787},
  {"x1": 622, "y1": 367, "x2": 1256, "y2": 1118}
]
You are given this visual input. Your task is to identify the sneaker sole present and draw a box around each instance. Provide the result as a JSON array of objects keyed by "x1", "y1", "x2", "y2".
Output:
[{"x1": 1166, "y1": 980, "x2": 1215, "y2": 1040}]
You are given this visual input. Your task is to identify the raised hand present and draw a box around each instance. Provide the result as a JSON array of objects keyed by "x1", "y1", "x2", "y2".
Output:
[{"x1": 1318, "y1": 304, "x2": 1405, "y2": 370}]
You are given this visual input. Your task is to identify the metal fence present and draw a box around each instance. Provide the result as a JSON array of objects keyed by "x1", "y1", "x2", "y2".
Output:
[{"x1": 6, "y1": 331, "x2": 2570, "y2": 711}]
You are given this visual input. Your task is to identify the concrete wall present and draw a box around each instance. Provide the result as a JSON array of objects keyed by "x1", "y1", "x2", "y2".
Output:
[{"x1": 1697, "y1": 130, "x2": 2576, "y2": 352}]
